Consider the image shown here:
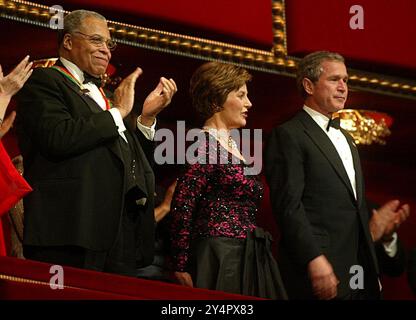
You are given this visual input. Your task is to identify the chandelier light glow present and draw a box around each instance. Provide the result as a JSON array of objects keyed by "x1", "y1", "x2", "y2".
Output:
[{"x1": 336, "y1": 109, "x2": 392, "y2": 145}]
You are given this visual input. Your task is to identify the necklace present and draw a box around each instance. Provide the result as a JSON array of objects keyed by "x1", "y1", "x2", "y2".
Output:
[{"x1": 202, "y1": 127, "x2": 238, "y2": 150}]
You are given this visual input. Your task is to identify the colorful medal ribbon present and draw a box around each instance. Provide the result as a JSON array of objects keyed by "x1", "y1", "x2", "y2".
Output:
[{"x1": 50, "y1": 65, "x2": 112, "y2": 110}]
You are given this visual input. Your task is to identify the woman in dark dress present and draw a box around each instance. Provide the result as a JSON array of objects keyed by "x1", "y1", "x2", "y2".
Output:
[{"x1": 169, "y1": 62, "x2": 287, "y2": 299}]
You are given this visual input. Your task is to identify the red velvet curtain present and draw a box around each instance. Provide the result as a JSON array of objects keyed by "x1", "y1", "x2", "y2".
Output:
[{"x1": 286, "y1": 0, "x2": 416, "y2": 70}]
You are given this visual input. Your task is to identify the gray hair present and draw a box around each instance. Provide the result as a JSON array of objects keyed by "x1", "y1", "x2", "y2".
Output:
[
  {"x1": 58, "y1": 10, "x2": 107, "y2": 46},
  {"x1": 296, "y1": 51, "x2": 345, "y2": 97}
]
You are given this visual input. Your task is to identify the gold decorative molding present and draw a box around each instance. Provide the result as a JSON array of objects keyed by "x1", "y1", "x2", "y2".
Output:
[
  {"x1": 0, "y1": 0, "x2": 291, "y2": 75},
  {"x1": 1, "y1": 0, "x2": 416, "y2": 99},
  {"x1": 271, "y1": 0, "x2": 416, "y2": 100},
  {"x1": 31, "y1": 57, "x2": 57, "y2": 68}
]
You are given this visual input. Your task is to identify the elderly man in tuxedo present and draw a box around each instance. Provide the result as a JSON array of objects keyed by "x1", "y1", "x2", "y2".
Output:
[
  {"x1": 16, "y1": 10, "x2": 177, "y2": 276},
  {"x1": 265, "y1": 51, "x2": 409, "y2": 299}
]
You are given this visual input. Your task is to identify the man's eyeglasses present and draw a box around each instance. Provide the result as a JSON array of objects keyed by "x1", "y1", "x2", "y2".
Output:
[{"x1": 73, "y1": 31, "x2": 117, "y2": 51}]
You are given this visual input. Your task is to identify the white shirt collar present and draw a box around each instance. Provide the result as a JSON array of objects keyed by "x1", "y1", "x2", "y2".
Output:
[
  {"x1": 59, "y1": 57, "x2": 85, "y2": 84},
  {"x1": 303, "y1": 105, "x2": 331, "y2": 132}
]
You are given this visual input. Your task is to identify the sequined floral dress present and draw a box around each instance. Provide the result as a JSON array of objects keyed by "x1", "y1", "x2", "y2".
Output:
[{"x1": 169, "y1": 131, "x2": 263, "y2": 272}]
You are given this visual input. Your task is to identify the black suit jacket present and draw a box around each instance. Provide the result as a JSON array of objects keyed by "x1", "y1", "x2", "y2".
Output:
[
  {"x1": 265, "y1": 110, "x2": 379, "y2": 299},
  {"x1": 16, "y1": 63, "x2": 155, "y2": 266}
]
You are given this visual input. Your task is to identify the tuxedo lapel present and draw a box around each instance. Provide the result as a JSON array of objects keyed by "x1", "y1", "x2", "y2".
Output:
[
  {"x1": 343, "y1": 131, "x2": 364, "y2": 207},
  {"x1": 297, "y1": 111, "x2": 356, "y2": 200},
  {"x1": 51, "y1": 61, "x2": 103, "y2": 114},
  {"x1": 61, "y1": 79, "x2": 103, "y2": 114},
  {"x1": 51, "y1": 62, "x2": 153, "y2": 197},
  {"x1": 51, "y1": 63, "x2": 124, "y2": 163}
]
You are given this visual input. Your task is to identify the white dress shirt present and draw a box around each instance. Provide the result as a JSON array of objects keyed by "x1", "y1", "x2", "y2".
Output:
[{"x1": 303, "y1": 105, "x2": 357, "y2": 199}]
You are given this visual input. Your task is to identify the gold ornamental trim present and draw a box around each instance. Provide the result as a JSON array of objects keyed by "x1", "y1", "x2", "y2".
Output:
[
  {"x1": 0, "y1": 272, "x2": 76, "y2": 290},
  {"x1": 0, "y1": 271, "x2": 136, "y2": 298},
  {"x1": 0, "y1": 0, "x2": 291, "y2": 76},
  {"x1": 1, "y1": 0, "x2": 416, "y2": 100}
]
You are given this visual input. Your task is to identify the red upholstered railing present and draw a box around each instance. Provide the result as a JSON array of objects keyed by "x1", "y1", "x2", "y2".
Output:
[{"x1": 0, "y1": 256, "x2": 260, "y2": 300}]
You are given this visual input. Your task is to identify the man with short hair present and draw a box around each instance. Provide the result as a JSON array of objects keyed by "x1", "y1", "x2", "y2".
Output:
[
  {"x1": 16, "y1": 9, "x2": 177, "y2": 276},
  {"x1": 265, "y1": 51, "x2": 409, "y2": 299}
]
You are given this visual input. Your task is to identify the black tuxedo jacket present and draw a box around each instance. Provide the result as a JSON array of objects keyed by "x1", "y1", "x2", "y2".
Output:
[
  {"x1": 265, "y1": 110, "x2": 380, "y2": 299},
  {"x1": 16, "y1": 63, "x2": 155, "y2": 266}
]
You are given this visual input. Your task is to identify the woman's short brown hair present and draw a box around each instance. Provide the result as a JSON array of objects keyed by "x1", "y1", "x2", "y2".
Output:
[{"x1": 189, "y1": 62, "x2": 252, "y2": 120}]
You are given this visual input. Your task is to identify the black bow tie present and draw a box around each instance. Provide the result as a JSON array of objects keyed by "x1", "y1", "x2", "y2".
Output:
[
  {"x1": 83, "y1": 73, "x2": 102, "y2": 87},
  {"x1": 326, "y1": 116, "x2": 341, "y2": 131}
]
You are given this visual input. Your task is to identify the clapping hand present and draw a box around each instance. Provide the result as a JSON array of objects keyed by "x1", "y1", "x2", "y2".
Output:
[
  {"x1": 140, "y1": 77, "x2": 177, "y2": 126},
  {"x1": 113, "y1": 67, "x2": 143, "y2": 118},
  {"x1": 369, "y1": 199, "x2": 410, "y2": 242},
  {"x1": 0, "y1": 55, "x2": 33, "y2": 138},
  {"x1": 0, "y1": 56, "x2": 33, "y2": 99}
]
